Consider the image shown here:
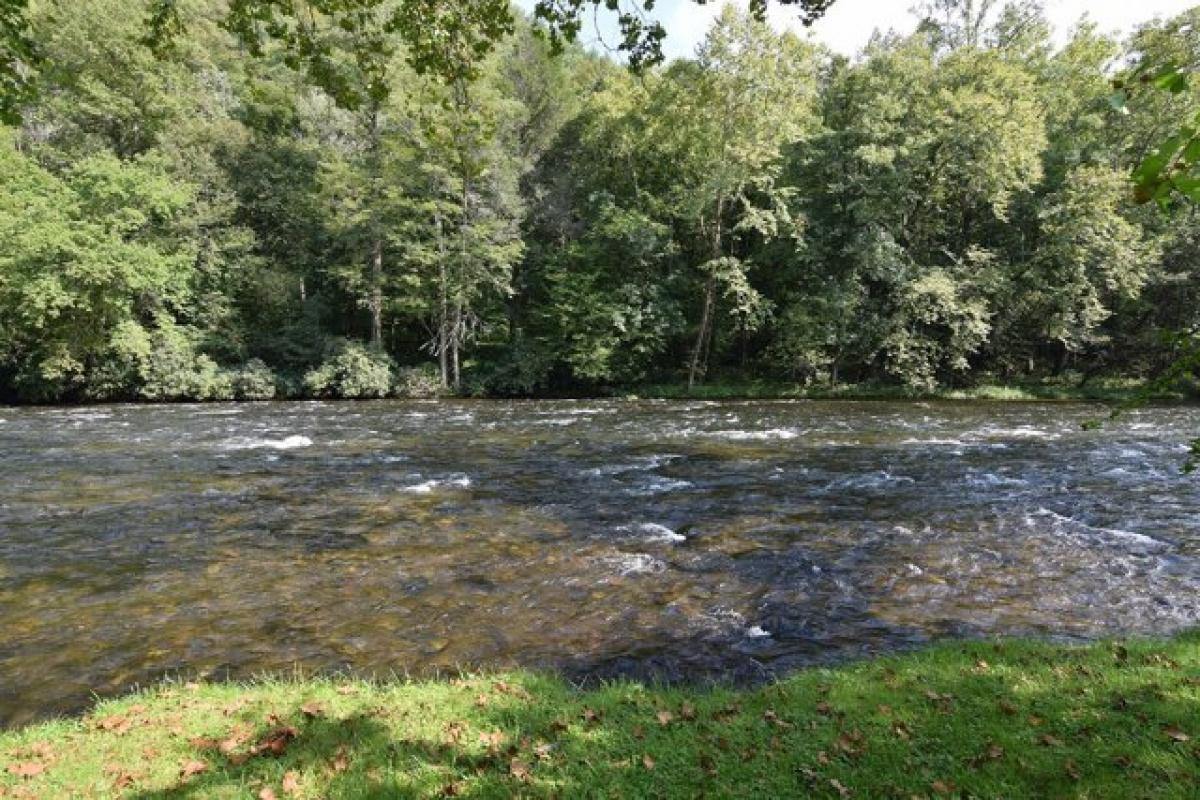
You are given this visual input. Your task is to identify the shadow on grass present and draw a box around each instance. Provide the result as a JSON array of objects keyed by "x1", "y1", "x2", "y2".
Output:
[{"x1": 113, "y1": 635, "x2": 1200, "y2": 799}]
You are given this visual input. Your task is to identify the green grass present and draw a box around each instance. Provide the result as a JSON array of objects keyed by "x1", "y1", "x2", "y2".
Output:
[
  {"x1": 3, "y1": 635, "x2": 1199, "y2": 798},
  {"x1": 625, "y1": 378, "x2": 1195, "y2": 404}
]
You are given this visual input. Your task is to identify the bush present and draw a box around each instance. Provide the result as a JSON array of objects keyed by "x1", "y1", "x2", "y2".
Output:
[
  {"x1": 393, "y1": 365, "x2": 444, "y2": 398},
  {"x1": 231, "y1": 359, "x2": 277, "y2": 400},
  {"x1": 302, "y1": 342, "x2": 394, "y2": 399}
]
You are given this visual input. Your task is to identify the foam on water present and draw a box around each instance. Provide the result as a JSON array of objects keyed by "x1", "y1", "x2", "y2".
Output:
[
  {"x1": 401, "y1": 475, "x2": 472, "y2": 494},
  {"x1": 712, "y1": 428, "x2": 800, "y2": 441},
  {"x1": 222, "y1": 434, "x2": 313, "y2": 450},
  {"x1": 1029, "y1": 508, "x2": 1167, "y2": 551},
  {"x1": 631, "y1": 523, "x2": 686, "y2": 543}
]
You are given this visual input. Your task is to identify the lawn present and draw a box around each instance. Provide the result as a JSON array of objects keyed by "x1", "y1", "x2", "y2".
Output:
[{"x1": 2, "y1": 634, "x2": 1198, "y2": 798}]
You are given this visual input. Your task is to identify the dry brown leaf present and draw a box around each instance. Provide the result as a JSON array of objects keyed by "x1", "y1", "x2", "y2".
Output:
[
  {"x1": 282, "y1": 770, "x2": 301, "y2": 795},
  {"x1": 179, "y1": 759, "x2": 208, "y2": 779},
  {"x1": 1164, "y1": 725, "x2": 1190, "y2": 742},
  {"x1": 1039, "y1": 734, "x2": 1064, "y2": 748},
  {"x1": 254, "y1": 727, "x2": 298, "y2": 757},
  {"x1": 681, "y1": 703, "x2": 697, "y2": 721},
  {"x1": 656, "y1": 710, "x2": 674, "y2": 727},
  {"x1": 829, "y1": 778, "x2": 850, "y2": 798},
  {"x1": 931, "y1": 779, "x2": 957, "y2": 795},
  {"x1": 97, "y1": 715, "x2": 132, "y2": 735},
  {"x1": 509, "y1": 758, "x2": 532, "y2": 781},
  {"x1": 259, "y1": 788, "x2": 278, "y2": 800},
  {"x1": 331, "y1": 745, "x2": 350, "y2": 773},
  {"x1": 5, "y1": 762, "x2": 46, "y2": 779},
  {"x1": 480, "y1": 731, "x2": 506, "y2": 753},
  {"x1": 300, "y1": 702, "x2": 324, "y2": 719},
  {"x1": 1064, "y1": 759, "x2": 1081, "y2": 781},
  {"x1": 641, "y1": 754, "x2": 655, "y2": 770}
]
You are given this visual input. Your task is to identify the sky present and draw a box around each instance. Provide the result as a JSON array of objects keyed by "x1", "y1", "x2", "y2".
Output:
[{"x1": 514, "y1": 0, "x2": 1197, "y2": 61}]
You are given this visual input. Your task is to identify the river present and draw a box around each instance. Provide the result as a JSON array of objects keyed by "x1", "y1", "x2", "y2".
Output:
[{"x1": 1, "y1": 399, "x2": 1198, "y2": 726}]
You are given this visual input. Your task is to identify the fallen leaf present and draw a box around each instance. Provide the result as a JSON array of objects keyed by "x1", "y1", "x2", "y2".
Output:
[
  {"x1": 254, "y1": 727, "x2": 298, "y2": 757},
  {"x1": 631, "y1": 724, "x2": 645, "y2": 740},
  {"x1": 815, "y1": 701, "x2": 833, "y2": 716},
  {"x1": 836, "y1": 730, "x2": 865, "y2": 757},
  {"x1": 998, "y1": 700, "x2": 1018, "y2": 715},
  {"x1": 931, "y1": 779, "x2": 957, "y2": 795},
  {"x1": 642, "y1": 754, "x2": 655, "y2": 770},
  {"x1": 300, "y1": 702, "x2": 324, "y2": 718},
  {"x1": 1064, "y1": 759, "x2": 1081, "y2": 781},
  {"x1": 336, "y1": 686, "x2": 358, "y2": 696},
  {"x1": 96, "y1": 715, "x2": 132, "y2": 735},
  {"x1": 891, "y1": 721, "x2": 911, "y2": 740},
  {"x1": 480, "y1": 731, "x2": 507, "y2": 754},
  {"x1": 282, "y1": 771, "x2": 301, "y2": 795},
  {"x1": 1039, "y1": 734, "x2": 1064, "y2": 748},
  {"x1": 533, "y1": 742, "x2": 554, "y2": 761},
  {"x1": 681, "y1": 703, "x2": 697, "y2": 721},
  {"x1": 259, "y1": 789, "x2": 278, "y2": 800},
  {"x1": 762, "y1": 710, "x2": 793, "y2": 730},
  {"x1": 331, "y1": 745, "x2": 350, "y2": 773},
  {"x1": 179, "y1": 760, "x2": 208, "y2": 779},
  {"x1": 656, "y1": 710, "x2": 674, "y2": 727},
  {"x1": 829, "y1": 778, "x2": 850, "y2": 797},
  {"x1": 441, "y1": 781, "x2": 465, "y2": 797},
  {"x1": 581, "y1": 708, "x2": 600, "y2": 724},
  {"x1": 6, "y1": 762, "x2": 46, "y2": 779},
  {"x1": 509, "y1": 758, "x2": 532, "y2": 781},
  {"x1": 1164, "y1": 725, "x2": 1190, "y2": 742}
]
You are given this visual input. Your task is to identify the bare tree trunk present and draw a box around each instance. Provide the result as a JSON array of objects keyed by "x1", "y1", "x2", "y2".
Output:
[
  {"x1": 369, "y1": 236, "x2": 383, "y2": 349},
  {"x1": 435, "y1": 211, "x2": 450, "y2": 389},
  {"x1": 366, "y1": 106, "x2": 384, "y2": 351},
  {"x1": 451, "y1": 304, "x2": 462, "y2": 389},
  {"x1": 687, "y1": 196, "x2": 725, "y2": 391},
  {"x1": 688, "y1": 276, "x2": 717, "y2": 390}
]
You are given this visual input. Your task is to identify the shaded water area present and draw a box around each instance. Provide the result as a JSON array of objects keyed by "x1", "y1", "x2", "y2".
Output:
[{"x1": 2, "y1": 399, "x2": 1199, "y2": 727}]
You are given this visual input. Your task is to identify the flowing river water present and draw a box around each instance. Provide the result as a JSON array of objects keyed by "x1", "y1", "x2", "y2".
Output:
[{"x1": 1, "y1": 399, "x2": 1199, "y2": 727}]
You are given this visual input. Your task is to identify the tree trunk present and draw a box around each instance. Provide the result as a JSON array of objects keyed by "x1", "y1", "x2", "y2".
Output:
[
  {"x1": 366, "y1": 106, "x2": 384, "y2": 351},
  {"x1": 688, "y1": 275, "x2": 717, "y2": 390},
  {"x1": 436, "y1": 211, "x2": 450, "y2": 389},
  {"x1": 369, "y1": 236, "x2": 383, "y2": 349},
  {"x1": 451, "y1": 304, "x2": 462, "y2": 390},
  {"x1": 687, "y1": 197, "x2": 725, "y2": 390}
]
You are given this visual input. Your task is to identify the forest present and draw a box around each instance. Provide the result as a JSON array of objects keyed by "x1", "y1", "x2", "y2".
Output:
[{"x1": 1, "y1": 0, "x2": 1198, "y2": 403}]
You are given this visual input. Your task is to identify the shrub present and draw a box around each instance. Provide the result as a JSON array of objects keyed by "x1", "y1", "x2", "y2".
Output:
[
  {"x1": 302, "y1": 342, "x2": 393, "y2": 399},
  {"x1": 231, "y1": 359, "x2": 277, "y2": 400},
  {"x1": 393, "y1": 365, "x2": 444, "y2": 398}
]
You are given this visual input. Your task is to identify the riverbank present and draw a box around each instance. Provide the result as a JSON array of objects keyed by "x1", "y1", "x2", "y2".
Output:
[
  {"x1": 623, "y1": 377, "x2": 1198, "y2": 404},
  {"x1": 3, "y1": 635, "x2": 1197, "y2": 799}
]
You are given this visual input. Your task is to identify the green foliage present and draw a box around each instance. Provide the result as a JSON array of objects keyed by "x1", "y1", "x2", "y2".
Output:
[
  {"x1": 231, "y1": 359, "x2": 278, "y2": 401},
  {"x1": 302, "y1": 342, "x2": 394, "y2": 399},
  {"x1": 393, "y1": 364, "x2": 444, "y2": 399},
  {"x1": 2, "y1": 0, "x2": 1199, "y2": 406}
]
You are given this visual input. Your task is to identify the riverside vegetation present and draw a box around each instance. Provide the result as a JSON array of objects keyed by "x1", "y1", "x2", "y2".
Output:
[{"x1": 1, "y1": 1, "x2": 1199, "y2": 402}]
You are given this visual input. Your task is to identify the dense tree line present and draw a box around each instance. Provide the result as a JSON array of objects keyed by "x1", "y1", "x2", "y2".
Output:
[{"x1": 1, "y1": 0, "x2": 1198, "y2": 402}]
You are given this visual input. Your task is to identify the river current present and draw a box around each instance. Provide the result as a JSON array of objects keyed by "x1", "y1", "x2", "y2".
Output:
[{"x1": 1, "y1": 399, "x2": 1198, "y2": 726}]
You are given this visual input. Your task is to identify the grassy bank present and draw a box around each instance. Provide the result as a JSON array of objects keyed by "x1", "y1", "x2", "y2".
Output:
[
  {"x1": 624, "y1": 378, "x2": 1197, "y2": 404},
  {"x1": 2, "y1": 635, "x2": 1198, "y2": 798}
]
